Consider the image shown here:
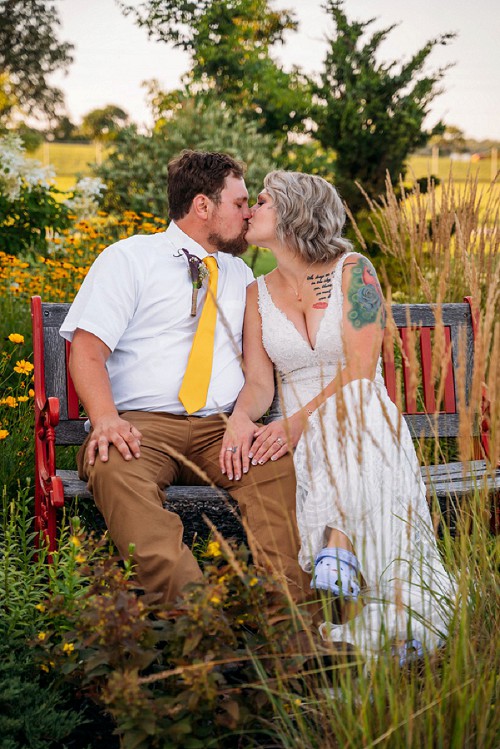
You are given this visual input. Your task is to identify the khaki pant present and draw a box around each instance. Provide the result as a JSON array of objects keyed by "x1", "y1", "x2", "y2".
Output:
[{"x1": 78, "y1": 411, "x2": 311, "y2": 607}]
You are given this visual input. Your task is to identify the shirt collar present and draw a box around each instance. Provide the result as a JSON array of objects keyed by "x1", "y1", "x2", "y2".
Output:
[{"x1": 165, "y1": 221, "x2": 219, "y2": 262}]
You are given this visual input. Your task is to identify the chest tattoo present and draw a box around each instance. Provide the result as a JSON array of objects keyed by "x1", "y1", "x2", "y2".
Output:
[{"x1": 307, "y1": 272, "x2": 334, "y2": 309}]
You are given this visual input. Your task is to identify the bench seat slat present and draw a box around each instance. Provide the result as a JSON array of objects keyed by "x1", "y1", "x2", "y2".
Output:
[{"x1": 57, "y1": 464, "x2": 500, "y2": 503}]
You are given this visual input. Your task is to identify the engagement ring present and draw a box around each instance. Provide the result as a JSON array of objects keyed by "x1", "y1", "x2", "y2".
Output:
[
  {"x1": 276, "y1": 437, "x2": 284, "y2": 445},
  {"x1": 226, "y1": 446, "x2": 238, "y2": 453}
]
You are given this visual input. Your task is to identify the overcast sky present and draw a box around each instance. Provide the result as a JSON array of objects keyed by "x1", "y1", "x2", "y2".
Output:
[{"x1": 51, "y1": 0, "x2": 500, "y2": 140}]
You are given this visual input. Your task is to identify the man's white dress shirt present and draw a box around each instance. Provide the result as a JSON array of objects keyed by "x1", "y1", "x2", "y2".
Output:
[{"x1": 60, "y1": 222, "x2": 254, "y2": 416}]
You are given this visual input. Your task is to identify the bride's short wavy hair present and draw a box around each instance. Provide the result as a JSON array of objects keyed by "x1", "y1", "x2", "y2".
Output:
[{"x1": 263, "y1": 171, "x2": 352, "y2": 262}]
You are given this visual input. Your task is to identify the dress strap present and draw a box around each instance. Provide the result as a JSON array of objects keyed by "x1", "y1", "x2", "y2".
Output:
[
  {"x1": 333, "y1": 251, "x2": 359, "y2": 280},
  {"x1": 256, "y1": 274, "x2": 271, "y2": 319}
]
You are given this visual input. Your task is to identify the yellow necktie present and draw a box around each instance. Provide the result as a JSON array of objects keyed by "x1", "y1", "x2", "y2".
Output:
[{"x1": 178, "y1": 255, "x2": 219, "y2": 414}]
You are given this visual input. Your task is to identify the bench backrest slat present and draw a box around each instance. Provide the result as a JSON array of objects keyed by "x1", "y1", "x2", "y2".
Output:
[{"x1": 33, "y1": 298, "x2": 477, "y2": 446}]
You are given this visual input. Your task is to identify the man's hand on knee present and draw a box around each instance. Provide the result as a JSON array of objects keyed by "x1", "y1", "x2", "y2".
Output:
[{"x1": 87, "y1": 415, "x2": 142, "y2": 465}]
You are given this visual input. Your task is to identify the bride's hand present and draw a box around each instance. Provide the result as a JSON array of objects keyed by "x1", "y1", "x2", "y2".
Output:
[
  {"x1": 219, "y1": 412, "x2": 258, "y2": 480},
  {"x1": 249, "y1": 414, "x2": 304, "y2": 465}
]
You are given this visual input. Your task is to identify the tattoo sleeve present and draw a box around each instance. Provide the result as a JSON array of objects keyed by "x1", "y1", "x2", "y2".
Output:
[{"x1": 346, "y1": 257, "x2": 386, "y2": 329}]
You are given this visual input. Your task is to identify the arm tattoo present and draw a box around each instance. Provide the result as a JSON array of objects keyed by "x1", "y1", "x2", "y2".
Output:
[
  {"x1": 346, "y1": 257, "x2": 386, "y2": 329},
  {"x1": 307, "y1": 272, "x2": 334, "y2": 309}
]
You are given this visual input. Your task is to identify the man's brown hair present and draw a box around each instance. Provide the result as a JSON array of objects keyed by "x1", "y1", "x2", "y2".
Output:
[{"x1": 167, "y1": 150, "x2": 245, "y2": 221}]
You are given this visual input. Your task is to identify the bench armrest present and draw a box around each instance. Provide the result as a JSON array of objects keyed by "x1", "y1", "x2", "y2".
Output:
[{"x1": 31, "y1": 295, "x2": 65, "y2": 552}]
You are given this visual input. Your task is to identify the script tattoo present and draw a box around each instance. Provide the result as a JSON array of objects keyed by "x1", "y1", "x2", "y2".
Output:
[
  {"x1": 346, "y1": 257, "x2": 386, "y2": 329},
  {"x1": 308, "y1": 272, "x2": 334, "y2": 309}
]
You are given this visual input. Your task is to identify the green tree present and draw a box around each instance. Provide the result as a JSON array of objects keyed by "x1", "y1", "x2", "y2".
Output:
[
  {"x1": 80, "y1": 105, "x2": 129, "y2": 142},
  {"x1": 121, "y1": 0, "x2": 312, "y2": 139},
  {"x1": 50, "y1": 114, "x2": 80, "y2": 142},
  {"x1": 315, "y1": 1, "x2": 454, "y2": 214},
  {"x1": 0, "y1": 0, "x2": 73, "y2": 120},
  {"x1": 96, "y1": 100, "x2": 276, "y2": 216},
  {"x1": 429, "y1": 124, "x2": 467, "y2": 155}
]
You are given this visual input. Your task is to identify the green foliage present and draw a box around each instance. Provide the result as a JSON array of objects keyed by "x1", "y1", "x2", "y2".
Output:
[
  {"x1": 49, "y1": 115, "x2": 82, "y2": 143},
  {"x1": 0, "y1": 182, "x2": 71, "y2": 255},
  {"x1": 314, "y1": 1, "x2": 455, "y2": 214},
  {"x1": 97, "y1": 101, "x2": 277, "y2": 216},
  {"x1": 122, "y1": 0, "x2": 312, "y2": 139},
  {"x1": 80, "y1": 105, "x2": 129, "y2": 143},
  {"x1": 14, "y1": 123, "x2": 45, "y2": 153},
  {"x1": 0, "y1": 0, "x2": 73, "y2": 120},
  {"x1": 34, "y1": 533, "x2": 318, "y2": 748},
  {"x1": 0, "y1": 490, "x2": 92, "y2": 748}
]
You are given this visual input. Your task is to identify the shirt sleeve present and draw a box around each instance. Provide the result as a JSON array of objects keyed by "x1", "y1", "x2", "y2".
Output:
[{"x1": 59, "y1": 239, "x2": 141, "y2": 351}]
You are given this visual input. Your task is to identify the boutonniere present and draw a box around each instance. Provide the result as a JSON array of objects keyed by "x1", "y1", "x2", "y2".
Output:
[{"x1": 176, "y1": 248, "x2": 209, "y2": 316}]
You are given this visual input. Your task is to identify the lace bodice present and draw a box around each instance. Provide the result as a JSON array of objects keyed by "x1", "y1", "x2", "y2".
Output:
[{"x1": 257, "y1": 252, "x2": 384, "y2": 415}]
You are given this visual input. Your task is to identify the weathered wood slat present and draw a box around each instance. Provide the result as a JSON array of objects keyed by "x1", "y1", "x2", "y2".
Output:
[
  {"x1": 58, "y1": 464, "x2": 500, "y2": 504},
  {"x1": 55, "y1": 420, "x2": 88, "y2": 444},
  {"x1": 57, "y1": 471, "x2": 245, "y2": 544}
]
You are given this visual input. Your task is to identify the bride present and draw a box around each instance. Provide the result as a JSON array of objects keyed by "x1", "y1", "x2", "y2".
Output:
[{"x1": 220, "y1": 170, "x2": 457, "y2": 661}]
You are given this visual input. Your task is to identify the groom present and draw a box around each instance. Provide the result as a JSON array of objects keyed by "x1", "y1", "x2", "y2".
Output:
[{"x1": 60, "y1": 150, "x2": 310, "y2": 607}]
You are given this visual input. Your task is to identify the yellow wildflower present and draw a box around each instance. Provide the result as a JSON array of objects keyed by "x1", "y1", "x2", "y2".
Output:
[
  {"x1": 210, "y1": 595, "x2": 221, "y2": 605},
  {"x1": 1, "y1": 396, "x2": 17, "y2": 408},
  {"x1": 40, "y1": 663, "x2": 50, "y2": 672},
  {"x1": 17, "y1": 395, "x2": 29, "y2": 402},
  {"x1": 206, "y1": 541, "x2": 222, "y2": 557},
  {"x1": 14, "y1": 359, "x2": 34, "y2": 375},
  {"x1": 35, "y1": 603, "x2": 46, "y2": 612},
  {"x1": 8, "y1": 333, "x2": 24, "y2": 343},
  {"x1": 28, "y1": 389, "x2": 34, "y2": 397},
  {"x1": 249, "y1": 577, "x2": 259, "y2": 587},
  {"x1": 75, "y1": 553, "x2": 86, "y2": 563},
  {"x1": 62, "y1": 642, "x2": 75, "y2": 654},
  {"x1": 37, "y1": 632, "x2": 47, "y2": 641},
  {"x1": 69, "y1": 535, "x2": 81, "y2": 547},
  {"x1": 0, "y1": 429, "x2": 9, "y2": 440}
]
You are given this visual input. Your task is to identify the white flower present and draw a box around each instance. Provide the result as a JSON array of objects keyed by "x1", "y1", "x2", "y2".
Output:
[
  {"x1": 64, "y1": 177, "x2": 107, "y2": 219},
  {"x1": 0, "y1": 134, "x2": 54, "y2": 200}
]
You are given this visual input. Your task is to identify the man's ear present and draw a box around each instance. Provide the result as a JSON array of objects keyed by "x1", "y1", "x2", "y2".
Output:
[{"x1": 192, "y1": 194, "x2": 211, "y2": 221}]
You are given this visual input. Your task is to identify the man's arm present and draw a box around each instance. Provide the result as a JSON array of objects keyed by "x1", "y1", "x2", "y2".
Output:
[{"x1": 69, "y1": 328, "x2": 142, "y2": 465}]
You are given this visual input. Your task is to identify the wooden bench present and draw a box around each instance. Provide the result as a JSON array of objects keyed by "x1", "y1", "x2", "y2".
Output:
[{"x1": 31, "y1": 295, "x2": 499, "y2": 551}]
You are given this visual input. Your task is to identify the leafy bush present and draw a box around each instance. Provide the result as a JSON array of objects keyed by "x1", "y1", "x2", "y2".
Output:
[
  {"x1": 0, "y1": 134, "x2": 71, "y2": 255},
  {"x1": 34, "y1": 531, "x2": 318, "y2": 749},
  {"x1": 96, "y1": 101, "x2": 277, "y2": 216}
]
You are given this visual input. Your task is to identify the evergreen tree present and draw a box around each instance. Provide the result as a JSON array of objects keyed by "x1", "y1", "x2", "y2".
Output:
[{"x1": 315, "y1": 1, "x2": 454, "y2": 213}]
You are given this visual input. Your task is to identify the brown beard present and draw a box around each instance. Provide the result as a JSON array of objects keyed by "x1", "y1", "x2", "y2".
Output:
[{"x1": 208, "y1": 227, "x2": 248, "y2": 256}]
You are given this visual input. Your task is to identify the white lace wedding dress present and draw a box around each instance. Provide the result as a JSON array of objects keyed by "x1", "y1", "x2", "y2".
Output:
[{"x1": 257, "y1": 253, "x2": 457, "y2": 656}]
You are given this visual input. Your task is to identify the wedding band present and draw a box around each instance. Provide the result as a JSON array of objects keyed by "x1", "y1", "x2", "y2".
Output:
[{"x1": 225, "y1": 446, "x2": 237, "y2": 453}]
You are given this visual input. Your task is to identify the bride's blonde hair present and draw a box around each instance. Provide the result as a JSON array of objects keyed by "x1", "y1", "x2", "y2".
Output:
[{"x1": 263, "y1": 171, "x2": 352, "y2": 262}]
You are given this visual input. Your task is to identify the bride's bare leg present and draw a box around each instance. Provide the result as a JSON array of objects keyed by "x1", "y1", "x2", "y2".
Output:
[
  {"x1": 326, "y1": 528, "x2": 353, "y2": 551},
  {"x1": 325, "y1": 527, "x2": 364, "y2": 622}
]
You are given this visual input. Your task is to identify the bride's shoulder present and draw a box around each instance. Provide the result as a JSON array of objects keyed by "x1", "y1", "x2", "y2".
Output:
[{"x1": 341, "y1": 252, "x2": 377, "y2": 275}]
